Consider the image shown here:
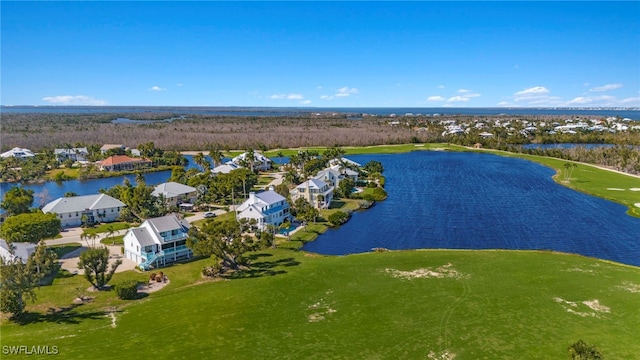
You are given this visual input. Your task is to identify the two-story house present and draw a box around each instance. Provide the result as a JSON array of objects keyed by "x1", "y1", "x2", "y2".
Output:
[
  {"x1": 236, "y1": 189, "x2": 290, "y2": 231},
  {"x1": 152, "y1": 182, "x2": 197, "y2": 207},
  {"x1": 231, "y1": 151, "x2": 272, "y2": 171},
  {"x1": 123, "y1": 214, "x2": 192, "y2": 270},
  {"x1": 290, "y1": 179, "x2": 334, "y2": 209}
]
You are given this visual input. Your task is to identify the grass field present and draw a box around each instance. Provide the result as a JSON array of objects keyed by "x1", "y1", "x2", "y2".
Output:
[{"x1": 1, "y1": 249, "x2": 638, "y2": 359}]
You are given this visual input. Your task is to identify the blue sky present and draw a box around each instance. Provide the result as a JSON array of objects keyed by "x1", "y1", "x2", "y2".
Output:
[{"x1": 2, "y1": 1, "x2": 639, "y2": 108}]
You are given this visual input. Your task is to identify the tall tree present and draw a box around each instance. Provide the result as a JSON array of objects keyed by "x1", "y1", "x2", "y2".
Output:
[
  {"x1": 27, "y1": 241, "x2": 58, "y2": 280},
  {"x1": 209, "y1": 145, "x2": 224, "y2": 167},
  {"x1": 1, "y1": 187, "x2": 34, "y2": 216},
  {"x1": 1, "y1": 212, "x2": 61, "y2": 243},
  {"x1": 77, "y1": 247, "x2": 121, "y2": 290},
  {"x1": 187, "y1": 219, "x2": 259, "y2": 270},
  {"x1": 0, "y1": 257, "x2": 39, "y2": 319}
]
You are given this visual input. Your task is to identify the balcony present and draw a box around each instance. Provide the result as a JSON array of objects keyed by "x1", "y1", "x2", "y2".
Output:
[{"x1": 161, "y1": 232, "x2": 188, "y2": 242}]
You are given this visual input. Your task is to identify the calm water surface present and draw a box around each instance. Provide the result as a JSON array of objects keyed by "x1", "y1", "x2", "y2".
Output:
[{"x1": 302, "y1": 152, "x2": 640, "y2": 266}]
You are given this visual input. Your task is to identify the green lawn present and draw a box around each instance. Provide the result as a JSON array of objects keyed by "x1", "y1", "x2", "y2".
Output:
[
  {"x1": 99, "y1": 234, "x2": 125, "y2": 246},
  {"x1": 1, "y1": 249, "x2": 638, "y2": 359},
  {"x1": 49, "y1": 243, "x2": 82, "y2": 258},
  {"x1": 81, "y1": 222, "x2": 132, "y2": 235}
]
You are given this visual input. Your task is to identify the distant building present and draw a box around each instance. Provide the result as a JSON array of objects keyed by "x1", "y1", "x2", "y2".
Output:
[
  {"x1": 100, "y1": 144, "x2": 125, "y2": 154},
  {"x1": 54, "y1": 147, "x2": 89, "y2": 162},
  {"x1": 1, "y1": 147, "x2": 35, "y2": 159},
  {"x1": 231, "y1": 151, "x2": 272, "y2": 171},
  {"x1": 152, "y1": 182, "x2": 197, "y2": 207},
  {"x1": 99, "y1": 155, "x2": 152, "y2": 171},
  {"x1": 211, "y1": 161, "x2": 243, "y2": 175}
]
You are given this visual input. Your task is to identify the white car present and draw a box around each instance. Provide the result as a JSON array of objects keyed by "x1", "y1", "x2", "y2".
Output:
[{"x1": 203, "y1": 212, "x2": 216, "y2": 218}]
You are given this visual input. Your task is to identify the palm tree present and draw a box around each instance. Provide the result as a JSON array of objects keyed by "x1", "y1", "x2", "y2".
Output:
[
  {"x1": 209, "y1": 147, "x2": 223, "y2": 167},
  {"x1": 568, "y1": 339, "x2": 603, "y2": 359},
  {"x1": 105, "y1": 225, "x2": 116, "y2": 245},
  {"x1": 193, "y1": 152, "x2": 206, "y2": 172}
]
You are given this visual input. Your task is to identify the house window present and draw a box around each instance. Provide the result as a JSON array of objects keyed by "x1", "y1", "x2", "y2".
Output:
[
  {"x1": 76, "y1": 212, "x2": 79, "y2": 216},
  {"x1": 69, "y1": 214, "x2": 72, "y2": 218},
  {"x1": 111, "y1": 209, "x2": 114, "y2": 213}
]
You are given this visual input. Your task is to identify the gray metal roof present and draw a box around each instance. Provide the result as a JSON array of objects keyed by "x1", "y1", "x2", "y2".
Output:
[
  {"x1": 147, "y1": 214, "x2": 190, "y2": 234},
  {"x1": 42, "y1": 194, "x2": 126, "y2": 214},
  {"x1": 152, "y1": 182, "x2": 196, "y2": 198},
  {"x1": 296, "y1": 178, "x2": 328, "y2": 190},
  {"x1": 255, "y1": 190, "x2": 286, "y2": 205},
  {"x1": 0, "y1": 240, "x2": 37, "y2": 264},
  {"x1": 128, "y1": 228, "x2": 157, "y2": 247}
]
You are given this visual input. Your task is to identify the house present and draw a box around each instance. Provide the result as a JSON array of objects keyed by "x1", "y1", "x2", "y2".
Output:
[
  {"x1": 152, "y1": 182, "x2": 197, "y2": 207},
  {"x1": 329, "y1": 157, "x2": 361, "y2": 168},
  {"x1": 211, "y1": 161, "x2": 242, "y2": 175},
  {"x1": 290, "y1": 179, "x2": 334, "y2": 209},
  {"x1": 54, "y1": 147, "x2": 89, "y2": 162},
  {"x1": 42, "y1": 194, "x2": 126, "y2": 227},
  {"x1": 231, "y1": 151, "x2": 272, "y2": 171},
  {"x1": 0, "y1": 239, "x2": 37, "y2": 264},
  {"x1": 100, "y1": 144, "x2": 125, "y2": 154},
  {"x1": 314, "y1": 167, "x2": 343, "y2": 188},
  {"x1": 236, "y1": 189, "x2": 290, "y2": 231},
  {"x1": 1, "y1": 147, "x2": 35, "y2": 159},
  {"x1": 330, "y1": 164, "x2": 359, "y2": 182},
  {"x1": 99, "y1": 155, "x2": 152, "y2": 171},
  {"x1": 123, "y1": 214, "x2": 192, "y2": 270}
]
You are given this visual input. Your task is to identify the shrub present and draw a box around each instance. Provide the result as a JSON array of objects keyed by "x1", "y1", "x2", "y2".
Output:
[
  {"x1": 328, "y1": 211, "x2": 350, "y2": 226},
  {"x1": 114, "y1": 280, "x2": 139, "y2": 300}
]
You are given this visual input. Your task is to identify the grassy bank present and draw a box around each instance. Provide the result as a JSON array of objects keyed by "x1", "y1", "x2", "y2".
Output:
[{"x1": 1, "y1": 249, "x2": 638, "y2": 359}]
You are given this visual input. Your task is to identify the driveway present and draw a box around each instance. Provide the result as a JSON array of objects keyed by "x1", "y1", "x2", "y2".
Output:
[{"x1": 47, "y1": 210, "x2": 229, "y2": 274}]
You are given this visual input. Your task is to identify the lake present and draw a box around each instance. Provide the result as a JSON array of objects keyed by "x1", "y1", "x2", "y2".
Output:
[{"x1": 302, "y1": 152, "x2": 640, "y2": 267}]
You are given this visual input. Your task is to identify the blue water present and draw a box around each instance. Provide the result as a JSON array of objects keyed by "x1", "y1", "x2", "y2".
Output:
[
  {"x1": 301, "y1": 152, "x2": 640, "y2": 267},
  {"x1": 1, "y1": 106, "x2": 638, "y2": 120},
  {"x1": 0, "y1": 171, "x2": 171, "y2": 207}
]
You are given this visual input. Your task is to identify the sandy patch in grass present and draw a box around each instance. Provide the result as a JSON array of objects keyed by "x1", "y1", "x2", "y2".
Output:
[
  {"x1": 428, "y1": 350, "x2": 456, "y2": 360},
  {"x1": 565, "y1": 267, "x2": 595, "y2": 273},
  {"x1": 555, "y1": 297, "x2": 610, "y2": 318},
  {"x1": 606, "y1": 188, "x2": 625, "y2": 191},
  {"x1": 385, "y1": 263, "x2": 468, "y2": 280},
  {"x1": 583, "y1": 299, "x2": 610, "y2": 313},
  {"x1": 617, "y1": 281, "x2": 640, "y2": 293},
  {"x1": 630, "y1": 188, "x2": 640, "y2": 191},
  {"x1": 634, "y1": 203, "x2": 640, "y2": 208},
  {"x1": 307, "y1": 290, "x2": 336, "y2": 323}
]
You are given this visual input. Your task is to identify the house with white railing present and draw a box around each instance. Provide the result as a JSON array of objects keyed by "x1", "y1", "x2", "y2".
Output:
[
  {"x1": 290, "y1": 179, "x2": 334, "y2": 209},
  {"x1": 123, "y1": 214, "x2": 192, "y2": 270},
  {"x1": 236, "y1": 189, "x2": 290, "y2": 231}
]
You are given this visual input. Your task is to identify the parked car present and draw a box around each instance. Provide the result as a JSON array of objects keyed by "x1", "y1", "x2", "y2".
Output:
[{"x1": 203, "y1": 212, "x2": 216, "y2": 218}]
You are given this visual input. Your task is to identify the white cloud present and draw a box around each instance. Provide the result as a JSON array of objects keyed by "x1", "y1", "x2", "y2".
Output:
[
  {"x1": 320, "y1": 86, "x2": 359, "y2": 100},
  {"x1": 41, "y1": 95, "x2": 107, "y2": 106},
  {"x1": 438, "y1": 85, "x2": 445, "y2": 89},
  {"x1": 148, "y1": 86, "x2": 167, "y2": 91},
  {"x1": 426, "y1": 96, "x2": 445, "y2": 102},
  {"x1": 270, "y1": 93, "x2": 305, "y2": 100},
  {"x1": 514, "y1": 86, "x2": 549, "y2": 96},
  {"x1": 620, "y1": 97, "x2": 640, "y2": 105},
  {"x1": 589, "y1": 83, "x2": 622, "y2": 92},
  {"x1": 446, "y1": 96, "x2": 469, "y2": 103},
  {"x1": 457, "y1": 89, "x2": 470, "y2": 94},
  {"x1": 497, "y1": 101, "x2": 512, "y2": 107},
  {"x1": 566, "y1": 95, "x2": 616, "y2": 105},
  {"x1": 299, "y1": 100, "x2": 312, "y2": 105}
]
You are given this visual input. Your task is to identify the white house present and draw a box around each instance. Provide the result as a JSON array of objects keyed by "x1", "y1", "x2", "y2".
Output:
[
  {"x1": 54, "y1": 147, "x2": 89, "y2": 162},
  {"x1": 232, "y1": 151, "x2": 272, "y2": 171},
  {"x1": 236, "y1": 189, "x2": 290, "y2": 231},
  {"x1": 290, "y1": 179, "x2": 334, "y2": 209},
  {"x1": 152, "y1": 182, "x2": 197, "y2": 207},
  {"x1": 212, "y1": 161, "x2": 242, "y2": 175},
  {"x1": 0, "y1": 240, "x2": 37, "y2": 264},
  {"x1": 42, "y1": 194, "x2": 126, "y2": 227},
  {"x1": 123, "y1": 214, "x2": 192, "y2": 270},
  {"x1": 100, "y1": 144, "x2": 125, "y2": 154},
  {"x1": 1, "y1": 147, "x2": 35, "y2": 159}
]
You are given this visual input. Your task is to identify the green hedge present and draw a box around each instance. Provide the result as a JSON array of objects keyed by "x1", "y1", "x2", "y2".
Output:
[{"x1": 114, "y1": 280, "x2": 139, "y2": 300}]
